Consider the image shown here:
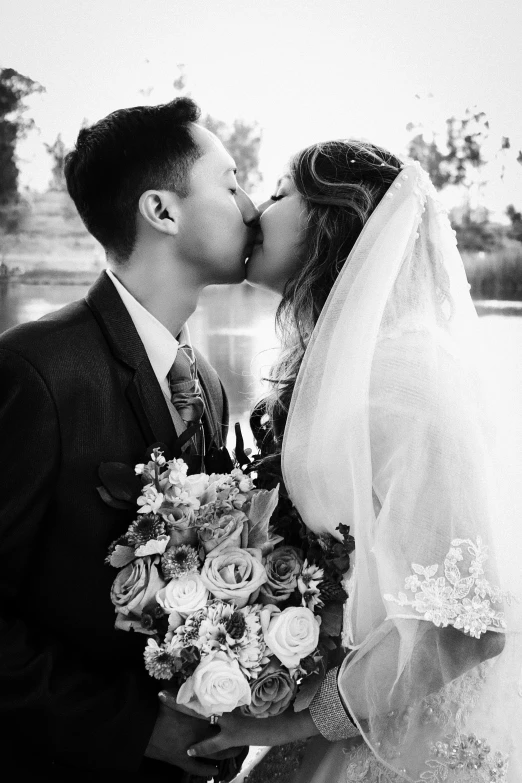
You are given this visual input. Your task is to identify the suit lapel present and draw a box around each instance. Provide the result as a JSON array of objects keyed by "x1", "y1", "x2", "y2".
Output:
[
  {"x1": 85, "y1": 271, "x2": 177, "y2": 448},
  {"x1": 128, "y1": 360, "x2": 178, "y2": 447}
]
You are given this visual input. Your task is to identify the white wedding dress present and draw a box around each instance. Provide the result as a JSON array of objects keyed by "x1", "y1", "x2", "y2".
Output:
[{"x1": 282, "y1": 163, "x2": 522, "y2": 782}]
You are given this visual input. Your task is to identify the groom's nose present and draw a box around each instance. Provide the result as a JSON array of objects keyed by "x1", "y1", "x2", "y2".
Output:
[
  {"x1": 257, "y1": 198, "x2": 273, "y2": 214},
  {"x1": 236, "y1": 187, "x2": 260, "y2": 227}
]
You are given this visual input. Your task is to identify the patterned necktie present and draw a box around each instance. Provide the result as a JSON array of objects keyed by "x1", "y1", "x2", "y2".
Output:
[{"x1": 167, "y1": 344, "x2": 205, "y2": 428}]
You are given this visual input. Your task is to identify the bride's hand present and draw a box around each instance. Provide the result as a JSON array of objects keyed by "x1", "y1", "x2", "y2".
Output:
[{"x1": 158, "y1": 692, "x2": 319, "y2": 756}]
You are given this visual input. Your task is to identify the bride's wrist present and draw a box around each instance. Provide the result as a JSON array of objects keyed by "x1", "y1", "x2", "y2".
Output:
[{"x1": 283, "y1": 709, "x2": 319, "y2": 743}]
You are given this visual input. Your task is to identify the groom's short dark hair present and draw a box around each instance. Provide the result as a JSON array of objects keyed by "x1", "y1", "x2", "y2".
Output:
[{"x1": 64, "y1": 97, "x2": 202, "y2": 261}]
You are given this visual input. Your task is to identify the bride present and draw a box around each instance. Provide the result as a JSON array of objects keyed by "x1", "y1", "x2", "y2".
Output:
[{"x1": 172, "y1": 140, "x2": 522, "y2": 781}]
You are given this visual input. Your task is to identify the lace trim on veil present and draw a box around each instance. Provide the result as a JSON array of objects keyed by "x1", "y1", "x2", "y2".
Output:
[{"x1": 383, "y1": 538, "x2": 507, "y2": 638}]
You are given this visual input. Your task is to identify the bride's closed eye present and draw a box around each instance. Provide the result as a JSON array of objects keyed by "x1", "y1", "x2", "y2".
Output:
[{"x1": 270, "y1": 194, "x2": 284, "y2": 202}]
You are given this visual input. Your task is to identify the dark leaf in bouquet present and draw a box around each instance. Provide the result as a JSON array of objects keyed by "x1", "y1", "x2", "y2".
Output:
[
  {"x1": 318, "y1": 603, "x2": 344, "y2": 637},
  {"x1": 98, "y1": 462, "x2": 142, "y2": 503},
  {"x1": 225, "y1": 610, "x2": 247, "y2": 640},
  {"x1": 156, "y1": 614, "x2": 169, "y2": 639},
  {"x1": 108, "y1": 544, "x2": 136, "y2": 568},
  {"x1": 320, "y1": 635, "x2": 338, "y2": 651},
  {"x1": 331, "y1": 554, "x2": 351, "y2": 573},
  {"x1": 234, "y1": 422, "x2": 252, "y2": 470},
  {"x1": 247, "y1": 487, "x2": 280, "y2": 550},
  {"x1": 284, "y1": 590, "x2": 303, "y2": 608},
  {"x1": 179, "y1": 645, "x2": 201, "y2": 676},
  {"x1": 97, "y1": 485, "x2": 135, "y2": 511},
  {"x1": 304, "y1": 534, "x2": 325, "y2": 566},
  {"x1": 299, "y1": 654, "x2": 322, "y2": 677},
  {"x1": 337, "y1": 523, "x2": 356, "y2": 553},
  {"x1": 293, "y1": 670, "x2": 323, "y2": 712}
]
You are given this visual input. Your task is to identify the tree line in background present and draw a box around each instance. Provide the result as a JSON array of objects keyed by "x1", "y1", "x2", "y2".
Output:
[
  {"x1": 1, "y1": 65, "x2": 521, "y2": 300},
  {"x1": 407, "y1": 108, "x2": 522, "y2": 299}
]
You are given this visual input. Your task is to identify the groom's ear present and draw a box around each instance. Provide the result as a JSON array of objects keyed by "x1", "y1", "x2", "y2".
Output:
[{"x1": 138, "y1": 190, "x2": 180, "y2": 236}]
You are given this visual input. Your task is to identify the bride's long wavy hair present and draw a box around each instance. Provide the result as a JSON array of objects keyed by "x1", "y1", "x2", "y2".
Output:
[{"x1": 259, "y1": 139, "x2": 403, "y2": 450}]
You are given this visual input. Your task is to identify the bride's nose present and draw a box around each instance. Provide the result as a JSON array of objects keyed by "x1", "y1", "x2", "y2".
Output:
[{"x1": 235, "y1": 186, "x2": 260, "y2": 227}]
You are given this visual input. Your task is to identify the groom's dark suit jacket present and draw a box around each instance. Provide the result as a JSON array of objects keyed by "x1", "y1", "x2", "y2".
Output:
[{"x1": 0, "y1": 271, "x2": 233, "y2": 779}]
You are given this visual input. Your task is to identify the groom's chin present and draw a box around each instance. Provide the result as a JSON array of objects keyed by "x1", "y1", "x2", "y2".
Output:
[{"x1": 218, "y1": 262, "x2": 247, "y2": 285}]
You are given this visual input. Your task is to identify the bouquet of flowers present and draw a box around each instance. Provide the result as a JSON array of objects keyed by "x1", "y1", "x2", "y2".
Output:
[{"x1": 104, "y1": 447, "x2": 349, "y2": 719}]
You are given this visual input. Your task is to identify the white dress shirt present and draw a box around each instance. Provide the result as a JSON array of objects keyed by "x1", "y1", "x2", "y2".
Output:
[{"x1": 106, "y1": 268, "x2": 191, "y2": 398}]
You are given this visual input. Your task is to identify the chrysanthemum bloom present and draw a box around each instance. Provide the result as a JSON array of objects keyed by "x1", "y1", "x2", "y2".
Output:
[
  {"x1": 161, "y1": 545, "x2": 200, "y2": 580},
  {"x1": 192, "y1": 601, "x2": 237, "y2": 656},
  {"x1": 301, "y1": 587, "x2": 324, "y2": 612},
  {"x1": 171, "y1": 600, "x2": 234, "y2": 653},
  {"x1": 143, "y1": 639, "x2": 176, "y2": 680},
  {"x1": 297, "y1": 560, "x2": 324, "y2": 597},
  {"x1": 127, "y1": 514, "x2": 165, "y2": 546},
  {"x1": 225, "y1": 610, "x2": 247, "y2": 640},
  {"x1": 229, "y1": 605, "x2": 270, "y2": 679}
]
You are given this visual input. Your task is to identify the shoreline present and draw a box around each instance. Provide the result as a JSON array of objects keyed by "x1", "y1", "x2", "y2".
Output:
[
  {"x1": 2, "y1": 276, "x2": 522, "y2": 317},
  {"x1": 0, "y1": 271, "x2": 99, "y2": 286}
]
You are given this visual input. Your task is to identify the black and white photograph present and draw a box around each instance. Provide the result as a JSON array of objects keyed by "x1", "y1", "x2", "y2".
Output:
[{"x1": 1, "y1": 1, "x2": 521, "y2": 781}]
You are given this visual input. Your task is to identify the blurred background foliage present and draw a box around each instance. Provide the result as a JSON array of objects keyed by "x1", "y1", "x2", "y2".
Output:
[{"x1": 1, "y1": 64, "x2": 521, "y2": 300}]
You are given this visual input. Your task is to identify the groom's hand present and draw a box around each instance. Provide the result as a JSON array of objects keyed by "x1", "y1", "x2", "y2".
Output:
[{"x1": 145, "y1": 702, "x2": 222, "y2": 777}]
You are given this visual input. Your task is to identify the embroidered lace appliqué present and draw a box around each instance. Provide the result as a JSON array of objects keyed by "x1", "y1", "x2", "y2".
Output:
[
  {"x1": 344, "y1": 742, "x2": 409, "y2": 782},
  {"x1": 420, "y1": 733, "x2": 509, "y2": 781},
  {"x1": 420, "y1": 663, "x2": 488, "y2": 729},
  {"x1": 343, "y1": 732, "x2": 509, "y2": 782},
  {"x1": 384, "y1": 537, "x2": 507, "y2": 638}
]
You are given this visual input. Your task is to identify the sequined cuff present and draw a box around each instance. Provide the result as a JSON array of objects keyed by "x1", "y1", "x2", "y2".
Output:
[{"x1": 309, "y1": 666, "x2": 360, "y2": 741}]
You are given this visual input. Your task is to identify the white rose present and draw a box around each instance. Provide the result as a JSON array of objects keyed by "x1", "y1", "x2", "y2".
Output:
[
  {"x1": 263, "y1": 606, "x2": 320, "y2": 668},
  {"x1": 156, "y1": 573, "x2": 209, "y2": 617},
  {"x1": 177, "y1": 651, "x2": 251, "y2": 717},
  {"x1": 184, "y1": 473, "x2": 210, "y2": 499}
]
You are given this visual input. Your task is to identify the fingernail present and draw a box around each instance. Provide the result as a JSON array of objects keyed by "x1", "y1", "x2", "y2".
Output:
[
  {"x1": 187, "y1": 748, "x2": 196, "y2": 757},
  {"x1": 158, "y1": 691, "x2": 167, "y2": 701}
]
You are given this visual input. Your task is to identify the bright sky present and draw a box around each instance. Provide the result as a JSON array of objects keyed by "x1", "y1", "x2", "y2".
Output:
[{"x1": 2, "y1": 0, "x2": 522, "y2": 214}]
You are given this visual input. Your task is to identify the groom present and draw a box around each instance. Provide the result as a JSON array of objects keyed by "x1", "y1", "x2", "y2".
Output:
[{"x1": 0, "y1": 98, "x2": 258, "y2": 780}]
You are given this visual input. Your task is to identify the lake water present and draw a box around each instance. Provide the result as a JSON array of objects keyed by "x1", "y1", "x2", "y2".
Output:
[
  {"x1": 0, "y1": 281, "x2": 281, "y2": 450},
  {"x1": 1, "y1": 282, "x2": 521, "y2": 472}
]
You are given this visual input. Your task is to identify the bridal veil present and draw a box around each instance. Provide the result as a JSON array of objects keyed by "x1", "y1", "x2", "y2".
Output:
[{"x1": 283, "y1": 162, "x2": 522, "y2": 781}]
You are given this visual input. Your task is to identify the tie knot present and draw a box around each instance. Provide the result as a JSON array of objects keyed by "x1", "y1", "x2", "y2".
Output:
[
  {"x1": 170, "y1": 344, "x2": 196, "y2": 383},
  {"x1": 168, "y1": 344, "x2": 204, "y2": 425}
]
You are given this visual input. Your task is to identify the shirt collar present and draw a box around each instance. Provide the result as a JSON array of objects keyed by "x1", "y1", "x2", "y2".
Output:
[{"x1": 106, "y1": 268, "x2": 190, "y2": 388}]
